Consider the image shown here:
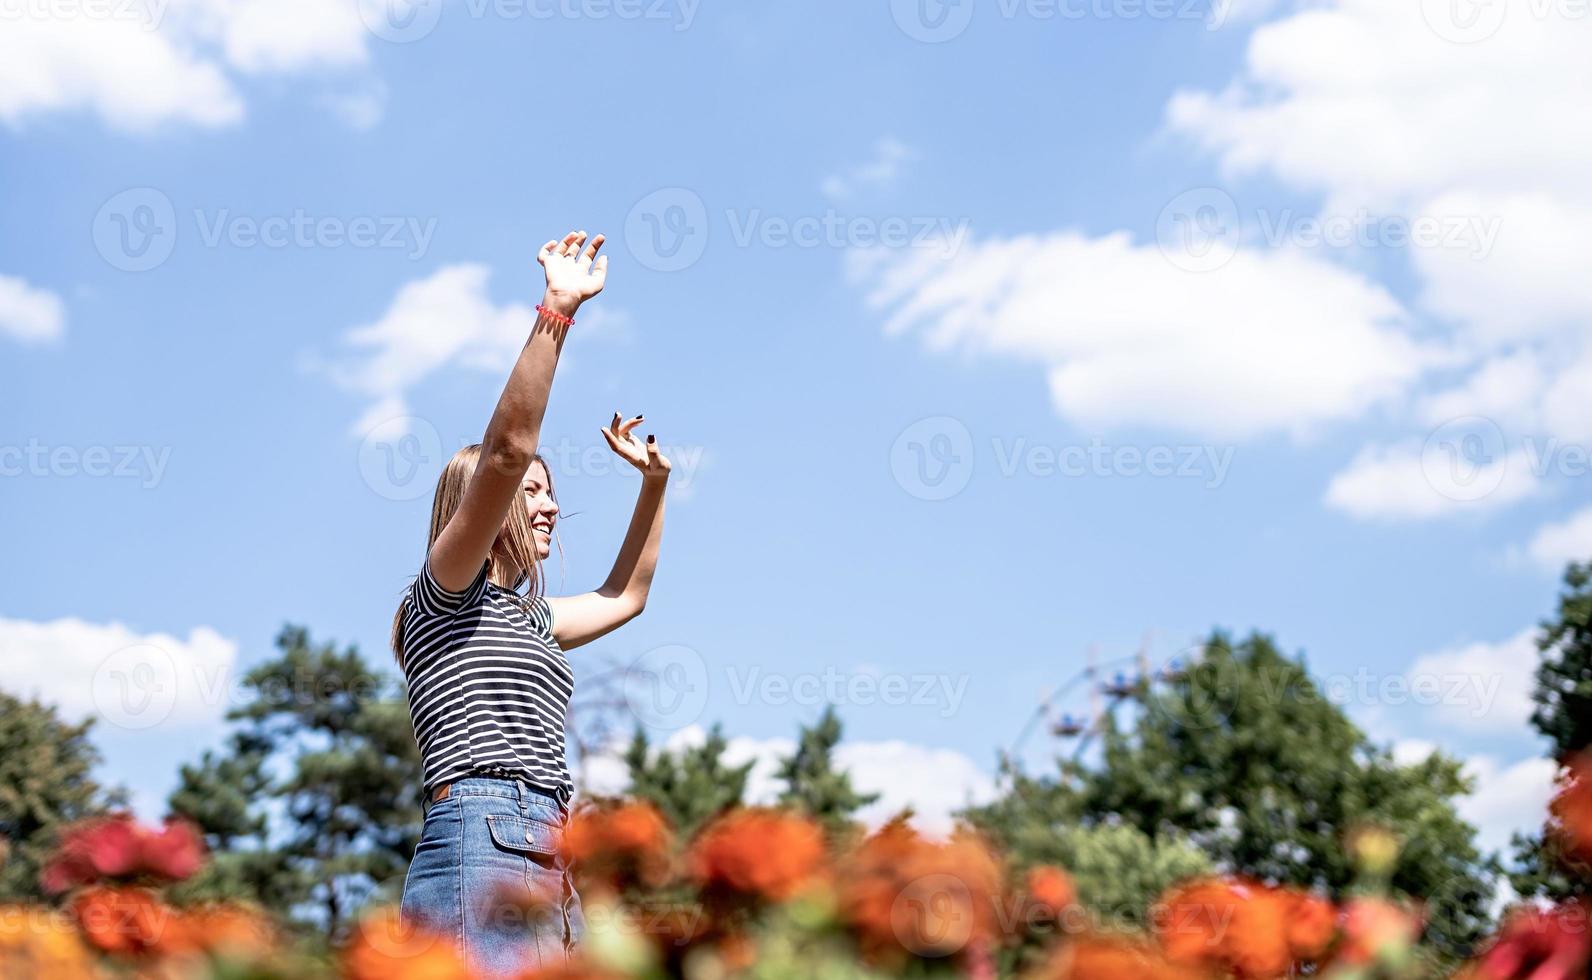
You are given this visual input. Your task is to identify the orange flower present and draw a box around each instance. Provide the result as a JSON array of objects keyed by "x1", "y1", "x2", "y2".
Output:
[
  {"x1": 343, "y1": 908, "x2": 468, "y2": 980},
  {"x1": 687, "y1": 807, "x2": 826, "y2": 904},
  {"x1": 1283, "y1": 891, "x2": 1336, "y2": 962},
  {"x1": 562, "y1": 801, "x2": 673, "y2": 891},
  {"x1": 837, "y1": 820, "x2": 1003, "y2": 967},
  {"x1": 41, "y1": 815, "x2": 204, "y2": 893},
  {"x1": 1037, "y1": 936, "x2": 1208, "y2": 980},
  {"x1": 0, "y1": 905, "x2": 102, "y2": 978},
  {"x1": 1335, "y1": 897, "x2": 1421, "y2": 966},
  {"x1": 1156, "y1": 878, "x2": 1298, "y2": 980},
  {"x1": 1549, "y1": 754, "x2": 1592, "y2": 864},
  {"x1": 183, "y1": 903, "x2": 276, "y2": 960},
  {"x1": 1026, "y1": 866, "x2": 1077, "y2": 918},
  {"x1": 69, "y1": 886, "x2": 186, "y2": 957}
]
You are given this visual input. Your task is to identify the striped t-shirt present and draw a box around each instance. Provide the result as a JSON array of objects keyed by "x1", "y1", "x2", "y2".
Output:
[{"x1": 400, "y1": 560, "x2": 574, "y2": 801}]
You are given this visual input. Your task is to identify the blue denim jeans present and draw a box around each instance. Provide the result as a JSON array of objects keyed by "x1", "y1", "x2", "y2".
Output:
[{"x1": 400, "y1": 777, "x2": 584, "y2": 977}]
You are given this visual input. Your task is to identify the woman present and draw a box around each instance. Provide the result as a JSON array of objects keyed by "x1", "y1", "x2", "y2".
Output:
[{"x1": 393, "y1": 230, "x2": 670, "y2": 975}]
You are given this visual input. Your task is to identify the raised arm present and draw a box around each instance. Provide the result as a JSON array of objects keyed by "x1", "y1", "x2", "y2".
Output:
[
  {"x1": 547, "y1": 413, "x2": 670, "y2": 649},
  {"x1": 429, "y1": 231, "x2": 607, "y2": 591}
]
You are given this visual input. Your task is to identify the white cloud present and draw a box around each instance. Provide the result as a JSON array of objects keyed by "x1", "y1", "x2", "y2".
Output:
[
  {"x1": 836, "y1": 740, "x2": 998, "y2": 836},
  {"x1": 1404, "y1": 627, "x2": 1541, "y2": 733},
  {"x1": 575, "y1": 724, "x2": 995, "y2": 838},
  {"x1": 1457, "y1": 755, "x2": 1558, "y2": 855},
  {"x1": 1525, "y1": 506, "x2": 1592, "y2": 572},
  {"x1": 851, "y1": 232, "x2": 1431, "y2": 441},
  {"x1": 1323, "y1": 441, "x2": 1539, "y2": 521},
  {"x1": 0, "y1": 0, "x2": 374, "y2": 132},
  {"x1": 319, "y1": 264, "x2": 541, "y2": 435},
  {"x1": 0, "y1": 274, "x2": 66, "y2": 345},
  {"x1": 821, "y1": 138, "x2": 916, "y2": 200},
  {"x1": 0, "y1": 614, "x2": 238, "y2": 732},
  {"x1": 1171, "y1": 0, "x2": 1592, "y2": 526}
]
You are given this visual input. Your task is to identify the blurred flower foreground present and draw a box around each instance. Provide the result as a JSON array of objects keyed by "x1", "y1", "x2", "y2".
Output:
[{"x1": 1, "y1": 760, "x2": 1588, "y2": 980}]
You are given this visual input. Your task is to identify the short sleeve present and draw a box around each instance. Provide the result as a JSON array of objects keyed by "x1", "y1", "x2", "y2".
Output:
[
  {"x1": 526, "y1": 595, "x2": 555, "y2": 636},
  {"x1": 408, "y1": 558, "x2": 490, "y2": 618}
]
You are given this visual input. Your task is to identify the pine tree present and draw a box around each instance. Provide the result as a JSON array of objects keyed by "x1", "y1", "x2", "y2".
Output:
[
  {"x1": 775, "y1": 706, "x2": 878, "y2": 834},
  {"x1": 623, "y1": 725, "x2": 750, "y2": 838},
  {"x1": 1509, "y1": 562, "x2": 1592, "y2": 900},
  {"x1": 0, "y1": 691, "x2": 119, "y2": 901},
  {"x1": 168, "y1": 626, "x2": 422, "y2": 937}
]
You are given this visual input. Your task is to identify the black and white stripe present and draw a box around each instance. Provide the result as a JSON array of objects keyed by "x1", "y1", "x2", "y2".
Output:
[{"x1": 401, "y1": 560, "x2": 573, "y2": 799}]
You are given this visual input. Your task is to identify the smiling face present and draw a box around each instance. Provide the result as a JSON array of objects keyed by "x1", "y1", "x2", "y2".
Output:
[{"x1": 521, "y1": 459, "x2": 559, "y2": 560}]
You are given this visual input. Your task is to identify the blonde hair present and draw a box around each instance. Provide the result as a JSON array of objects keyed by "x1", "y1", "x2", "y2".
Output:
[{"x1": 391, "y1": 443, "x2": 556, "y2": 668}]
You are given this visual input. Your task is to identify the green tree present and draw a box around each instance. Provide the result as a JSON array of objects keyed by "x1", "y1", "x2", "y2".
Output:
[
  {"x1": 964, "y1": 769, "x2": 1211, "y2": 927},
  {"x1": 623, "y1": 724, "x2": 750, "y2": 838},
  {"x1": 776, "y1": 707, "x2": 878, "y2": 835},
  {"x1": 0, "y1": 691, "x2": 119, "y2": 901},
  {"x1": 169, "y1": 626, "x2": 422, "y2": 937},
  {"x1": 1509, "y1": 562, "x2": 1592, "y2": 901},
  {"x1": 970, "y1": 632, "x2": 1496, "y2": 958}
]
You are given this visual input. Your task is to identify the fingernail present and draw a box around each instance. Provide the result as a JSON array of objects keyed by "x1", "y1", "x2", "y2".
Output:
[{"x1": 647, "y1": 435, "x2": 656, "y2": 445}]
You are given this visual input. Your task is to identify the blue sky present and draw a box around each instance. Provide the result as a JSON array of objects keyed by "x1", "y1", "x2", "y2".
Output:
[{"x1": 3, "y1": 0, "x2": 1588, "y2": 853}]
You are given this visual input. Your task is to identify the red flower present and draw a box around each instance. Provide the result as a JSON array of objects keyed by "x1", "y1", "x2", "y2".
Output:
[
  {"x1": 1472, "y1": 904, "x2": 1592, "y2": 980},
  {"x1": 1284, "y1": 891, "x2": 1337, "y2": 962},
  {"x1": 41, "y1": 815, "x2": 205, "y2": 894}
]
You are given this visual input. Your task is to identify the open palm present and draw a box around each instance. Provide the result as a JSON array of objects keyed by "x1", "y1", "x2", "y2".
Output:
[{"x1": 537, "y1": 230, "x2": 607, "y2": 303}]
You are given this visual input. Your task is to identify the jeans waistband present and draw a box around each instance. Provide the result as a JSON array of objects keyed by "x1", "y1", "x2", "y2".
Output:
[{"x1": 424, "y1": 775, "x2": 571, "y2": 816}]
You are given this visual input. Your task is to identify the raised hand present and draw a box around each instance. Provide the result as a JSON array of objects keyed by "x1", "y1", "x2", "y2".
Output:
[
  {"x1": 600, "y1": 412, "x2": 671, "y2": 481},
  {"x1": 536, "y1": 230, "x2": 607, "y2": 309}
]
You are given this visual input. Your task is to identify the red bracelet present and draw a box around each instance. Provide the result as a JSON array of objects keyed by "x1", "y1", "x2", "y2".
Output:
[{"x1": 536, "y1": 303, "x2": 574, "y2": 327}]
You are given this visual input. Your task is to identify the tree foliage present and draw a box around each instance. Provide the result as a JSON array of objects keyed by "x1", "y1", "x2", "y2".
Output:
[
  {"x1": 1509, "y1": 562, "x2": 1592, "y2": 901},
  {"x1": 0, "y1": 691, "x2": 119, "y2": 901},
  {"x1": 776, "y1": 706, "x2": 879, "y2": 835},
  {"x1": 623, "y1": 724, "x2": 751, "y2": 838},
  {"x1": 966, "y1": 632, "x2": 1495, "y2": 958},
  {"x1": 168, "y1": 626, "x2": 422, "y2": 938}
]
